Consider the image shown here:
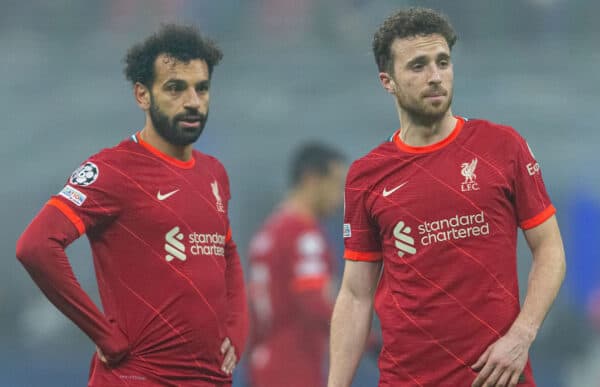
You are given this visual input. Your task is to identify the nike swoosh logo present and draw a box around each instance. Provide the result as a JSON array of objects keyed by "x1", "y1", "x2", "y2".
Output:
[
  {"x1": 157, "y1": 189, "x2": 179, "y2": 201},
  {"x1": 382, "y1": 182, "x2": 408, "y2": 197}
]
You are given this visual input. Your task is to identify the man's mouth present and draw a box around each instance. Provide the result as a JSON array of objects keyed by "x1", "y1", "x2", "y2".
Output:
[
  {"x1": 178, "y1": 116, "x2": 202, "y2": 127},
  {"x1": 424, "y1": 91, "x2": 446, "y2": 98}
]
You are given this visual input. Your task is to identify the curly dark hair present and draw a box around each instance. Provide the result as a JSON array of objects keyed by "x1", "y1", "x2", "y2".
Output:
[
  {"x1": 124, "y1": 24, "x2": 223, "y2": 88},
  {"x1": 372, "y1": 8, "x2": 457, "y2": 73}
]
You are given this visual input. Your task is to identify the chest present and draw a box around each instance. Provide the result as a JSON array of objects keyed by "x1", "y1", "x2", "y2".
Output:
[
  {"x1": 111, "y1": 164, "x2": 229, "y2": 262},
  {"x1": 367, "y1": 148, "x2": 515, "y2": 236}
]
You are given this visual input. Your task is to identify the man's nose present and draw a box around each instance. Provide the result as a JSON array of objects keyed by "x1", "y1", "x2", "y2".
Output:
[
  {"x1": 428, "y1": 65, "x2": 442, "y2": 84},
  {"x1": 184, "y1": 89, "x2": 202, "y2": 109}
]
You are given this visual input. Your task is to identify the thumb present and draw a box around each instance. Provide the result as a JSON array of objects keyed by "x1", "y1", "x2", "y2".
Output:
[
  {"x1": 220, "y1": 337, "x2": 231, "y2": 354},
  {"x1": 471, "y1": 345, "x2": 491, "y2": 371},
  {"x1": 96, "y1": 347, "x2": 107, "y2": 364}
]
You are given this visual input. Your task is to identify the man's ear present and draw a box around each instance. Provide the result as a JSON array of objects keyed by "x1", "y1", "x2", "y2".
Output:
[
  {"x1": 134, "y1": 82, "x2": 151, "y2": 110},
  {"x1": 379, "y1": 72, "x2": 398, "y2": 95}
]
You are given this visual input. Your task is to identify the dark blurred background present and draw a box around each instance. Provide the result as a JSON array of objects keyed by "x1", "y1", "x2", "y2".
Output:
[{"x1": 2, "y1": 0, "x2": 599, "y2": 386}]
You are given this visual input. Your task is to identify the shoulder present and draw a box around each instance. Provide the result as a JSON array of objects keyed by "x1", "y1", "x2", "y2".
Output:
[
  {"x1": 463, "y1": 118, "x2": 527, "y2": 148},
  {"x1": 276, "y1": 210, "x2": 322, "y2": 242},
  {"x1": 80, "y1": 137, "x2": 138, "y2": 168},
  {"x1": 250, "y1": 210, "x2": 314, "y2": 258},
  {"x1": 275, "y1": 214, "x2": 326, "y2": 257},
  {"x1": 59, "y1": 140, "x2": 137, "y2": 206},
  {"x1": 347, "y1": 140, "x2": 396, "y2": 187},
  {"x1": 194, "y1": 150, "x2": 229, "y2": 179},
  {"x1": 66, "y1": 139, "x2": 132, "y2": 187},
  {"x1": 271, "y1": 209, "x2": 312, "y2": 234}
]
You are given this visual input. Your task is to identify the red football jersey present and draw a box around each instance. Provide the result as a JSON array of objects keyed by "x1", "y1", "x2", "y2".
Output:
[
  {"x1": 343, "y1": 117, "x2": 554, "y2": 386},
  {"x1": 49, "y1": 133, "x2": 246, "y2": 386},
  {"x1": 247, "y1": 207, "x2": 335, "y2": 387}
]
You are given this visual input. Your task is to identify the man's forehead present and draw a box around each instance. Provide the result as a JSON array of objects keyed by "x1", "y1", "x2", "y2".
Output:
[
  {"x1": 154, "y1": 54, "x2": 208, "y2": 81},
  {"x1": 391, "y1": 34, "x2": 449, "y2": 60}
]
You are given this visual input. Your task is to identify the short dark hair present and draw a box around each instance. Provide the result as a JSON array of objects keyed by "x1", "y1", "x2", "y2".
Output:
[
  {"x1": 290, "y1": 142, "x2": 345, "y2": 187},
  {"x1": 372, "y1": 7, "x2": 457, "y2": 73},
  {"x1": 124, "y1": 24, "x2": 223, "y2": 88}
]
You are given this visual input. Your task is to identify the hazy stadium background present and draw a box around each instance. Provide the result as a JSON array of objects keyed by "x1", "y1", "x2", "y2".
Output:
[{"x1": 2, "y1": 0, "x2": 599, "y2": 386}]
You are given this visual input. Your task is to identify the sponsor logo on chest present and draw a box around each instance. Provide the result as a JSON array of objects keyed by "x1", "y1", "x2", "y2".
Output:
[
  {"x1": 164, "y1": 226, "x2": 226, "y2": 262},
  {"x1": 392, "y1": 212, "x2": 490, "y2": 257},
  {"x1": 393, "y1": 221, "x2": 416, "y2": 256}
]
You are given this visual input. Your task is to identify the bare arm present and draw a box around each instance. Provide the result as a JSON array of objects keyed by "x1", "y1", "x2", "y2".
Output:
[
  {"x1": 513, "y1": 214, "x2": 566, "y2": 339},
  {"x1": 328, "y1": 260, "x2": 382, "y2": 387},
  {"x1": 472, "y1": 215, "x2": 566, "y2": 386}
]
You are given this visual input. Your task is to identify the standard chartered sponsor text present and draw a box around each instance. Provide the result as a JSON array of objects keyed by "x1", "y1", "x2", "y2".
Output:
[
  {"x1": 418, "y1": 211, "x2": 489, "y2": 245},
  {"x1": 189, "y1": 232, "x2": 226, "y2": 256}
]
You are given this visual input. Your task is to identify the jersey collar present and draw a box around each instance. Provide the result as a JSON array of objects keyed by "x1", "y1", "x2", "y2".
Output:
[
  {"x1": 133, "y1": 132, "x2": 196, "y2": 169},
  {"x1": 393, "y1": 116, "x2": 465, "y2": 154}
]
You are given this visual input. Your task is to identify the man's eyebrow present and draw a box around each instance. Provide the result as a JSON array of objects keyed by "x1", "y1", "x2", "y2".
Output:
[
  {"x1": 163, "y1": 78, "x2": 186, "y2": 86},
  {"x1": 406, "y1": 52, "x2": 450, "y2": 66},
  {"x1": 407, "y1": 55, "x2": 428, "y2": 65},
  {"x1": 196, "y1": 80, "x2": 210, "y2": 88}
]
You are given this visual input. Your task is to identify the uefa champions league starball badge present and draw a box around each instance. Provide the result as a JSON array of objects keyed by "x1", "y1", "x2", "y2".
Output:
[{"x1": 70, "y1": 162, "x2": 99, "y2": 186}]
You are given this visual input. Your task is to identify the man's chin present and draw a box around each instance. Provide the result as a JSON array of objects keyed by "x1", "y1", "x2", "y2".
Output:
[
  {"x1": 175, "y1": 125, "x2": 204, "y2": 144},
  {"x1": 155, "y1": 128, "x2": 203, "y2": 147},
  {"x1": 175, "y1": 134, "x2": 202, "y2": 146},
  {"x1": 421, "y1": 103, "x2": 451, "y2": 119}
]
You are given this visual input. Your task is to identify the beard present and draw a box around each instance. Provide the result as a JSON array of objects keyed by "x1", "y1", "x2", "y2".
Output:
[
  {"x1": 149, "y1": 94, "x2": 208, "y2": 146},
  {"x1": 396, "y1": 86, "x2": 453, "y2": 127}
]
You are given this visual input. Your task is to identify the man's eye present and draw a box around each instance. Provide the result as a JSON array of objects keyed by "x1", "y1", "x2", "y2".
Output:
[{"x1": 167, "y1": 84, "x2": 182, "y2": 92}]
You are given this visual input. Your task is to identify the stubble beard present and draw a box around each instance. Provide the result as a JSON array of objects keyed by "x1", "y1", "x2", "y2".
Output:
[{"x1": 396, "y1": 88, "x2": 453, "y2": 127}]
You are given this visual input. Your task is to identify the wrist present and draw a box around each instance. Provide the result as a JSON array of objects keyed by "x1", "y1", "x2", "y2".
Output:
[
  {"x1": 508, "y1": 320, "x2": 538, "y2": 344},
  {"x1": 97, "y1": 322, "x2": 129, "y2": 358}
]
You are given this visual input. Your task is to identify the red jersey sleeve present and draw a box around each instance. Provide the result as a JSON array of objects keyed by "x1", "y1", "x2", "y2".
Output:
[
  {"x1": 511, "y1": 134, "x2": 555, "y2": 229},
  {"x1": 218, "y1": 162, "x2": 249, "y2": 356},
  {"x1": 15, "y1": 204, "x2": 129, "y2": 363},
  {"x1": 49, "y1": 158, "x2": 122, "y2": 235},
  {"x1": 224, "y1": 230, "x2": 249, "y2": 357},
  {"x1": 290, "y1": 231, "x2": 333, "y2": 326},
  {"x1": 343, "y1": 161, "x2": 382, "y2": 261},
  {"x1": 247, "y1": 231, "x2": 275, "y2": 346}
]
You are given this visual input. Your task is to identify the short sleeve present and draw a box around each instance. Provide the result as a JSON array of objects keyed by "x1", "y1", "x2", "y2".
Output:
[
  {"x1": 343, "y1": 162, "x2": 382, "y2": 261},
  {"x1": 512, "y1": 135, "x2": 555, "y2": 229},
  {"x1": 48, "y1": 158, "x2": 122, "y2": 235},
  {"x1": 291, "y1": 231, "x2": 329, "y2": 291}
]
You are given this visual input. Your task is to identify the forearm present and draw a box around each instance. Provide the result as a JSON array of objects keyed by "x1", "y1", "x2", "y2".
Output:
[
  {"x1": 224, "y1": 237, "x2": 249, "y2": 356},
  {"x1": 511, "y1": 241, "x2": 566, "y2": 341},
  {"x1": 328, "y1": 290, "x2": 374, "y2": 387}
]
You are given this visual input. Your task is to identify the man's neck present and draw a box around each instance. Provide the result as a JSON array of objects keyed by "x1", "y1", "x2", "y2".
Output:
[
  {"x1": 284, "y1": 191, "x2": 318, "y2": 221},
  {"x1": 397, "y1": 110, "x2": 457, "y2": 147},
  {"x1": 139, "y1": 125, "x2": 193, "y2": 162}
]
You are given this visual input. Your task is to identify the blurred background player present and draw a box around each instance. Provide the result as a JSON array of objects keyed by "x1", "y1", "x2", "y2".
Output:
[
  {"x1": 247, "y1": 142, "x2": 346, "y2": 387},
  {"x1": 328, "y1": 7, "x2": 566, "y2": 387},
  {"x1": 16, "y1": 25, "x2": 248, "y2": 386}
]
